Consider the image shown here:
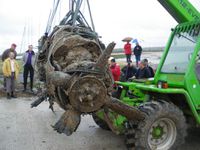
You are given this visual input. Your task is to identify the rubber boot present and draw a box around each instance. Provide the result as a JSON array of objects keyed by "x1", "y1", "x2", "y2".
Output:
[
  {"x1": 11, "y1": 92, "x2": 17, "y2": 98},
  {"x1": 23, "y1": 84, "x2": 26, "y2": 92},
  {"x1": 30, "y1": 83, "x2": 33, "y2": 93},
  {"x1": 7, "y1": 93, "x2": 11, "y2": 99}
]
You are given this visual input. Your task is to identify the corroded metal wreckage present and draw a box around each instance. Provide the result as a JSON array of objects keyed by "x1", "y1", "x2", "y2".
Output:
[{"x1": 31, "y1": 25, "x2": 144, "y2": 136}]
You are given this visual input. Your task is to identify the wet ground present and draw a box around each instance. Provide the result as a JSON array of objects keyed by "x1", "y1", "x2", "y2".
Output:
[
  {"x1": 0, "y1": 97, "x2": 200, "y2": 150},
  {"x1": 115, "y1": 51, "x2": 162, "y2": 67},
  {"x1": 0, "y1": 98, "x2": 125, "y2": 150}
]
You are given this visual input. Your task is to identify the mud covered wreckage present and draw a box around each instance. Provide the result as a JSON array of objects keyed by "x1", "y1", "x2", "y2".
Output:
[
  {"x1": 31, "y1": 24, "x2": 145, "y2": 135},
  {"x1": 30, "y1": 0, "x2": 200, "y2": 149}
]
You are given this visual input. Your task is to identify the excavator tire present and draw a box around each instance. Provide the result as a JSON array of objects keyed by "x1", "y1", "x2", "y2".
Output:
[
  {"x1": 125, "y1": 100, "x2": 187, "y2": 150},
  {"x1": 92, "y1": 113, "x2": 110, "y2": 131}
]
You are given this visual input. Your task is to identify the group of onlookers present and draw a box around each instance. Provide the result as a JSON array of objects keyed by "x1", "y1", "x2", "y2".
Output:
[
  {"x1": 106, "y1": 40, "x2": 155, "y2": 85},
  {"x1": 135, "y1": 59, "x2": 154, "y2": 79},
  {"x1": 115, "y1": 41, "x2": 154, "y2": 81},
  {"x1": 1, "y1": 43, "x2": 35, "y2": 99},
  {"x1": 109, "y1": 57, "x2": 155, "y2": 84}
]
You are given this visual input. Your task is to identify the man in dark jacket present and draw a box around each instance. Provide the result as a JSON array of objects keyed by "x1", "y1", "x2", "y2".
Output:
[
  {"x1": 22, "y1": 45, "x2": 36, "y2": 92},
  {"x1": 2, "y1": 43, "x2": 17, "y2": 61},
  {"x1": 143, "y1": 58, "x2": 154, "y2": 77},
  {"x1": 1, "y1": 43, "x2": 17, "y2": 90},
  {"x1": 121, "y1": 61, "x2": 137, "y2": 81},
  {"x1": 135, "y1": 60, "x2": 151, "y2": 79},
  {"x1": 133, "y1": 42, "x2": 142, "y2": 67}
]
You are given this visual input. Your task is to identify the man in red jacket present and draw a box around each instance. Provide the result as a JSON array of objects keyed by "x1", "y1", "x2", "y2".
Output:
[
  {"x1": 124, "y1": 41, "x2": 132, "y2": 63},
  {"x1": 109, "y1": 57, "x2": 121, "y2": 82}
]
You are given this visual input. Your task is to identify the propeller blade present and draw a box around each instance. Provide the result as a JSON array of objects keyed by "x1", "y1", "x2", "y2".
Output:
[
  {"x1": 105, "y1": 97, "x2": 145, "y2": 121},
  {"x1": 52, "y1": 108, "x2": 81, "y2": 136}
]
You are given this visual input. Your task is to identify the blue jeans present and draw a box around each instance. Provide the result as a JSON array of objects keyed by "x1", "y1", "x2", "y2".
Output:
[{"x1": 135, "y1": 55, "x2": 141, "y2": 67}]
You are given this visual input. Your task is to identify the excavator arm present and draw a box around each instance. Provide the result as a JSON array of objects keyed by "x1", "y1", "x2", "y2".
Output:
[{"x1": 158, "y1": 0, "x2": 200, "y2": 23}]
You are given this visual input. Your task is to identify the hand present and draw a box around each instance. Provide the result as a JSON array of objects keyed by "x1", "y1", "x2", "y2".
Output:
[
  {"x1": 128, "y1": 76, "x2": 135, "y2": 82},
  {"x1": 130, "y1": 76, "x2": 136, "y2": 79}
]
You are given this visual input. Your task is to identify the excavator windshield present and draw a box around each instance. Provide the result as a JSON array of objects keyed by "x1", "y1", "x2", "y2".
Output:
[{"x1": 161, "y1": 23, "x2": 200, "y2": 73}]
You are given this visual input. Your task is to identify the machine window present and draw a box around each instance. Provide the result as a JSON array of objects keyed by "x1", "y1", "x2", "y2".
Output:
[{"x1": 161, "y1": 29, "x2": 199, "y2": 73}]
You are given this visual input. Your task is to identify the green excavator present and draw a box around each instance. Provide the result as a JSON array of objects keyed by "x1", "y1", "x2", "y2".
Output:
[{"x1": 94, "y1": 0, "x2": 200, "y2": 149}]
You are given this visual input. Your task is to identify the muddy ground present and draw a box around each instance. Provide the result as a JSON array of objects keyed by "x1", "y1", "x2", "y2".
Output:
[{"x1": 0, "y1": 97, "x2": 199, "y2": 150}]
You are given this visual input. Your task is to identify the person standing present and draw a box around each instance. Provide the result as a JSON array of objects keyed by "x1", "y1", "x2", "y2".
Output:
[
  {"x1": 22, "y1": 45, "x2": 36, "y2": 92},
  {"x1": 124, "y1": 41, "x2": 132, "y2": 63},
  {"x1": 133, "y1": 42, "x2": 142, "y2": 67},
  {"x1": 1, "y1": 43, "x2": 17, "y2": 90},
  {"x1": 2, "y1": 52, "x2": 19, "y2": 99},
  {"x1": 2, "y1": 43, "x2": 17, "y2": 61}
]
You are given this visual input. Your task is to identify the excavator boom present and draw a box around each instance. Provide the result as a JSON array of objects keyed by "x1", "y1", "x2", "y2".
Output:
[{"x1": 158, "y1": 0, "x2": 200, "y2": 23}]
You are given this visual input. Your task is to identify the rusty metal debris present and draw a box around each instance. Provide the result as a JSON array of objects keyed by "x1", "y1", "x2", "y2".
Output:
[
  {"x1": 33, "y1": 24, "x2": 144, "y2": 136},
  {"x1": 32, "y1": 0, "x2": 144, "y2": 136}
]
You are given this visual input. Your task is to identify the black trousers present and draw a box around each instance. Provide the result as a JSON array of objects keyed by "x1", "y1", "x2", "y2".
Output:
[
  {"x1": 126, "y1": 54, "x2": 131, "y2": 63},
  {"x1": 23, "y1": 64, "x2": 34, "y2": 90}
]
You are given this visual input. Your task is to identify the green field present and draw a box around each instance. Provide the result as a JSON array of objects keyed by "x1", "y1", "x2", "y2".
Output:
[{"x1": 111, "y1": 53, "x2": 125, "y2": 59}]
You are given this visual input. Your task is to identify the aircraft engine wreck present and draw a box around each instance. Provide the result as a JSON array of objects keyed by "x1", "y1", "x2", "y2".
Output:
[{"x1": 31, "y1": 0, "x2": 144, "y2": 136}]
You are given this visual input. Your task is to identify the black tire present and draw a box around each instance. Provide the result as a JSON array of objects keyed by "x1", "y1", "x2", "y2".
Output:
[
  {"x1": 125, "y1": 100, "x2": 187, "y2": 150},
  {"x1": 92, "y1": 113, "x2": 110, "y2": 130}
]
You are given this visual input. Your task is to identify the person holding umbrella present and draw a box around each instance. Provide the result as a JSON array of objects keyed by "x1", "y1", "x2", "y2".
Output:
[
  {"x1": 123, "y1": 41, "x2": 132, "y2": 63},
  {"x1": 122, "y1": 37, "x2": 133, "y2": 63},
  {"x1": 133, "y1": 42, "x2": 143, "y2": 67}
]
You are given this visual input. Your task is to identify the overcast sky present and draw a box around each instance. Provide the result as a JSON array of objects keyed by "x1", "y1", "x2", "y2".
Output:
[{"x1": 0, "y1": 0, "x2": 200, "y2": 54}]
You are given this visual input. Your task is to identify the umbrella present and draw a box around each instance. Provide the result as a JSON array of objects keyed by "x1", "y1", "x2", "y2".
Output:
[
  {"x1": 132, "y1": 38, "x2": 138, "y2": 43},
  {"x1": 122, "y1": 37, "x2": 133, "y2": 42}
]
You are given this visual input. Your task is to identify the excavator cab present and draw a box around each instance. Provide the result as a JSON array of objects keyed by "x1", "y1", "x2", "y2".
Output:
[{"x1": 155, "y1": 21, "x2": 200, "y2": 85}]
